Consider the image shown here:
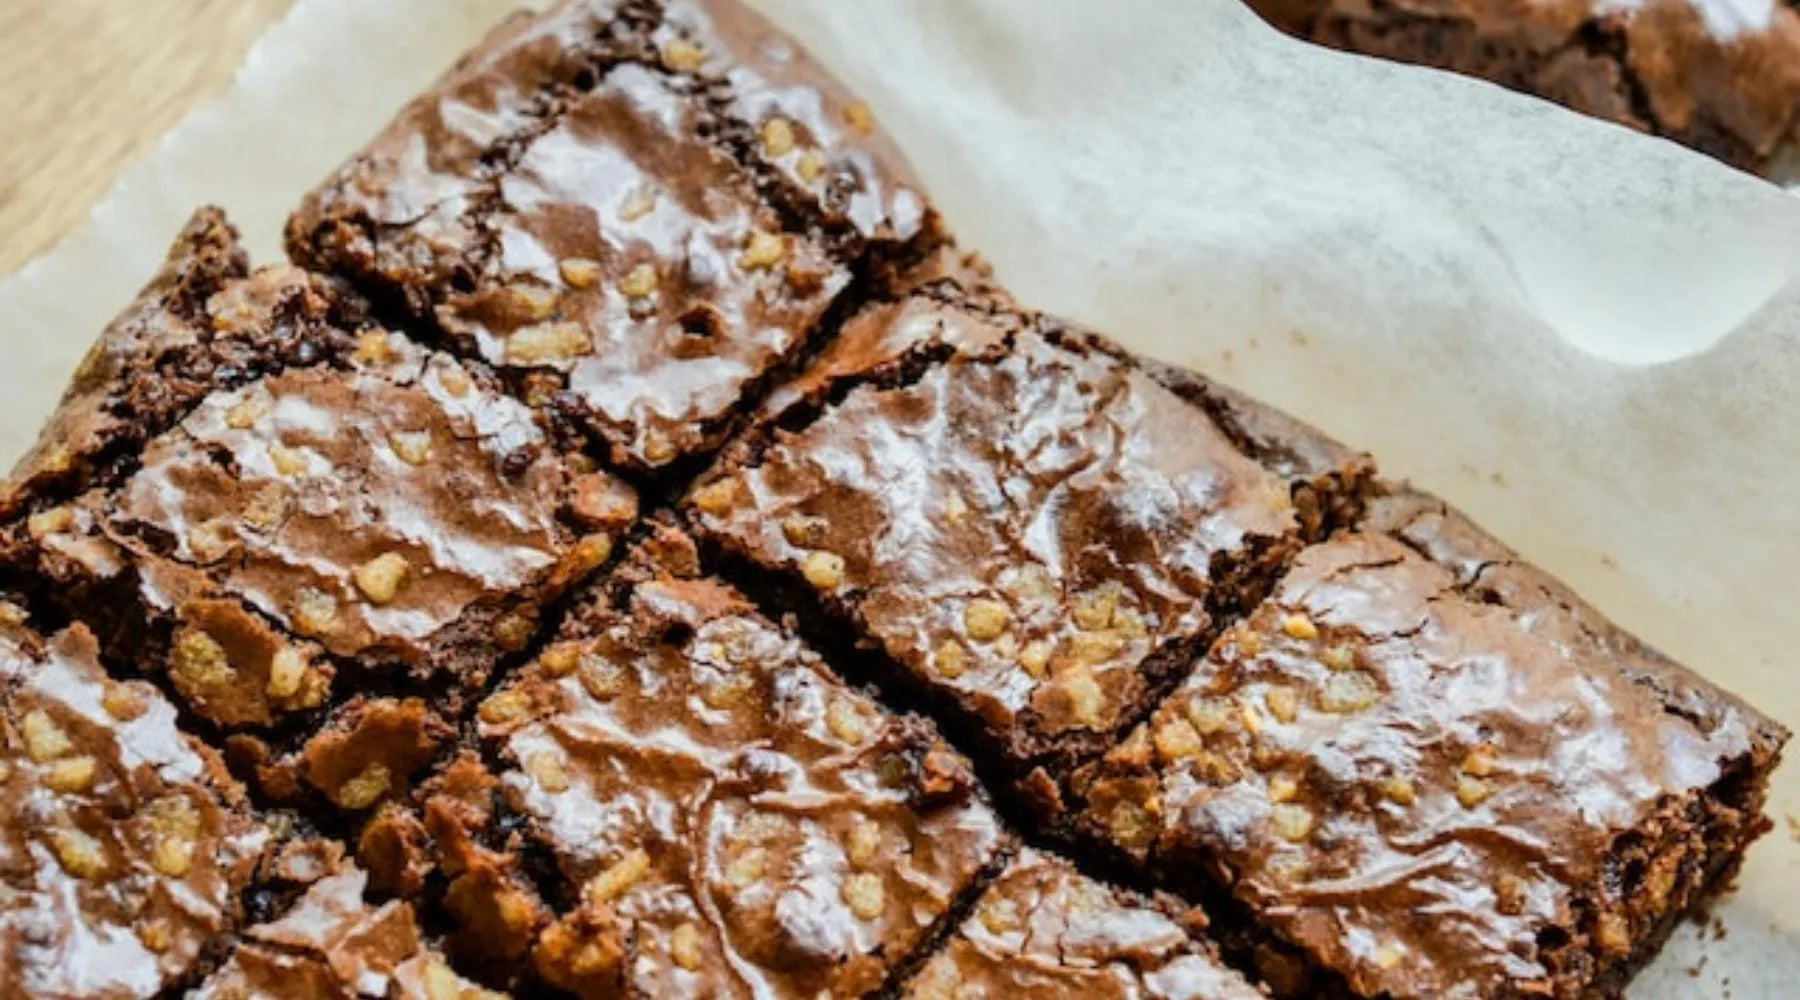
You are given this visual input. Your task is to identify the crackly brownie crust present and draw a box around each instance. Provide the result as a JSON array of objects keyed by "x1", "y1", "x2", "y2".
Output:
[
  {"x1": 455, "y1": 527, "x2": 1008, "y2": 998},
  {"x1": 899, "y1": 848, "x2": 1265, "y2": 1000},
  {"x1": 1073, "y1": 486, "x2": 1787, "y2": 999},
  {"x1": 0, "y1": 617, "x2": 271, "y2": 998},
  {"x1": 683, "y1": 289, "x2": 1371, "y2": 815},
  {"x1": 1251, "y1": 0, "x2": 1800, "y2": 176},
  {"x1": 287, "y1": 0, "x2": 941, "y2": 473}
]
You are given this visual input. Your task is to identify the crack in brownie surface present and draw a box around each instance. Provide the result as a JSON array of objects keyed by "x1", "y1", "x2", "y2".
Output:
[
  {"x1": 288, "y1": 0, "x2": 940, "y2": 474},
  {"x1": 1072, "y1": 488, "x2": 1787, "y2": 999}
]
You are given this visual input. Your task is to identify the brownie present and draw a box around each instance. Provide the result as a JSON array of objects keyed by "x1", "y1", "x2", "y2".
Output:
[
  {"x1": 287, "y1": 0, "x2": 941, "y2": 473},
  {"x1": 0, "y1": 213, "x2": 636, "y2": 818},
  {"x1": 1249, "y1": 0, "x2": 1800, "y2": 177},
  {"x1": 901, "y1": 848, "x2": 1265, "y2": 1000},
  {"x1": 684, "y1": 289, "x2": 1371, "y2": 813},
  {"x1": 1071, "y1": 486, "x2": 1788, "y2": 998},
  {"x1": 193, "y1": 863, "x2": 505, "y2": 999},
  {"x1": 0, "y1": 616, "x2": 270, "y2": 997},
  {"x1": 454, "y1": 526, "x2": 1008, "y2": 997}
]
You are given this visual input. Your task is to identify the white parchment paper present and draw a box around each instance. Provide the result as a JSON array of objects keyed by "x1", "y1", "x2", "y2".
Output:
[{"x1": 1, "y1": 0, "x2": 1796, "y2": 993}]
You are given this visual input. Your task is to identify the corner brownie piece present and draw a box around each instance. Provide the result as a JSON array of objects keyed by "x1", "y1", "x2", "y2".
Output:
[
  {"x1": 684, "y1": 290, "x2": 1370, "y2": 812},
  {"x1": 0, "y1": 617, "x2": 270, "y2": 998},
  {"x1": 460, "y1": 526, "x2": 1007, "y2": 997},
  {"x1": 288, "y1": 0, "x2": 939, "y2": 472},
  {"x1": 193, "y1": 864, "x2": 504, "y2": 1000},
  {"x1": 1073, "y1": 487, "x2": 1788, "y2": 999},
  {"x1": 1250, "y1": 0, "x2": 1800, "y2": 176},
  {"x1": 901, "y1": 849, "x2": 1265, "y2": 1000},
  {"x1": 0, "y1": 213, "x2": 635, "y2": 817}
]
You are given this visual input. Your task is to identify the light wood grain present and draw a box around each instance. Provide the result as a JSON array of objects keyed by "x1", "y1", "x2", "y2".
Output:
[{"x1": 0, "y1": 0, "x2": 293, "y2": 276}]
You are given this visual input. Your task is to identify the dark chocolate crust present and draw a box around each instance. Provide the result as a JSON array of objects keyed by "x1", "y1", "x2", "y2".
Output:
[
  {"x1": 0, "y1": 0, "x2": 1788, "y2": 996},
  {"x1": 1250, "y1": 0, "x2": 1800, "y2": 177}
]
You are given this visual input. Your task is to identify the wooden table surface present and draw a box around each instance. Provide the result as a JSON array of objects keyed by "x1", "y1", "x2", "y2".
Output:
[{"x1": 0, "y1": 0, "x2": 294, "y2": 277}]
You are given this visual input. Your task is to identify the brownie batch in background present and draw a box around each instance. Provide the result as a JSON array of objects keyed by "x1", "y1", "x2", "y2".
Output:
[
  {"x1": 0, "y1": 0, "x2": 1788, "y2": 998},
  {"x1": 1247, "y1": 0, "x2": 1800, "y2": 177}
]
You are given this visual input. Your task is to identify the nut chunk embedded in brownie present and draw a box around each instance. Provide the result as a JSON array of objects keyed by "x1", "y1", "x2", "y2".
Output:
[
  {"x1": 902, "y1": 848, "x2": 1265, "y2": 1000},
  {"x1": 1072, "y1": 487, "x2": 1789, "y2": 1000},
  {"x1": 193, "y1": 864, "x2": 505, "y2": 1000},
  {"x1": 287, "y1": 0, "x2": 941, "y2": 472},
  {"x1": 0, "y1": 616, "x2": 270, "y2": 998},
  {"x1": 467, "y1": 528, "x2": 1007, "y2": 998},
  {"x1": 684, "y1": 292, "x2": 1370, "y2": 811}
]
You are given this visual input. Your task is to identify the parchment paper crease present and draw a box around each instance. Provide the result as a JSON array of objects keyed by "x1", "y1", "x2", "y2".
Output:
[{"x1": 1, "y1": 0, "x2": 1795, "y2": 992}]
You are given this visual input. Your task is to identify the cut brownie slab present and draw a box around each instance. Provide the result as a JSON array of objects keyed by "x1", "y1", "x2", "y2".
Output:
[
  {"x1": 456, "y1": 526, "x2": 1007, "y2": 997},
  {"x1": 193, "y1": 863, "x2": 504, "y2": 1000},
  {"x1": 0, "y1": 617, "x2": 270, "y2": 998},
  {"x1": 684, "y1": 289, "x2": 1370, "y2": 815},
  {"x1": 288, "y1": 0, "x2": 940, "y2": 473},
  {"x1": 900, "y1": 848, "x2": 1265, "y2": 1000},
  {"x1": 0, "y1": 212, "x2": 635, "y2": 818},
  {"x1": 1072, "y1": 486, "x2": 1789, "y2": 999}
]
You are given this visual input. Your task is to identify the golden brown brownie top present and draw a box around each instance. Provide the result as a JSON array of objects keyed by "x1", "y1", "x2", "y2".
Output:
[
  {"x1": 0, "y1": 622, "x2": 268, "y2": 998},
  {"x1": 192, "y1": 866, "x2": 505, "y2": 1000},
  {"x1": 904, "y1": 849, "x2": 1264, "y2": 1000},
  {"x1": 687, "y1": 310, "x2": 1306, "y2": 767},
  {"x1": 1077, "y1": 513, "x2": 1782, "y2": 999},
  {"x1": 476, "y1": 537, "x2": 1006, "y2": 999}
]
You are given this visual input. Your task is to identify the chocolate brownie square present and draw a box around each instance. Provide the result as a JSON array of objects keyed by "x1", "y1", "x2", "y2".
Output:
[
  {"x1": 461, "y1": 526, "x2": 1007, "y2": 998},
  {"x1": 1072, "y1": 487, "x2": 1788, "y2": 998},
  {"x1": 684, "y1": 289, "x2": 1370, "y2": 813},
  {"x1": 901, "y1": 848, "x2": 1265, "y2": 1000},
  {"x1": 0, "y1": 617, "x2": 270, "y2": 997},
  {"x1": 288, "y1": 0, "x2": 940, "y2": 473}
]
